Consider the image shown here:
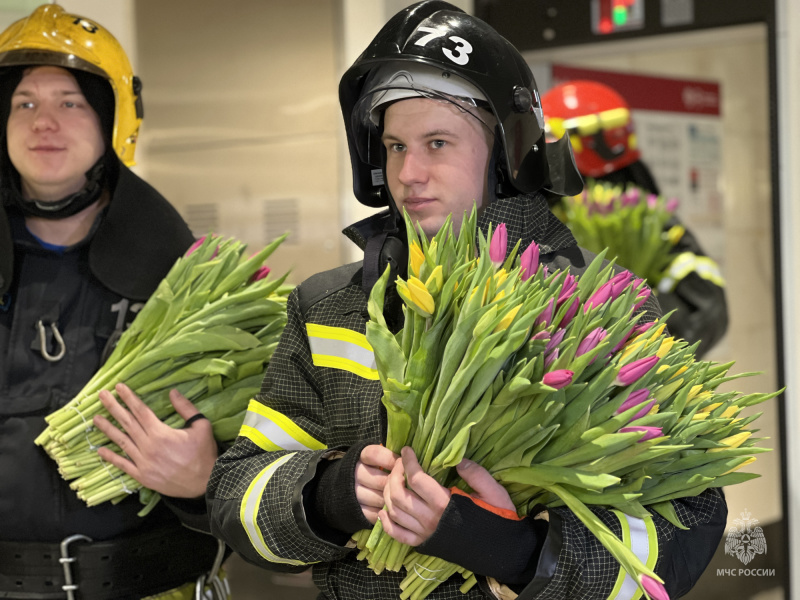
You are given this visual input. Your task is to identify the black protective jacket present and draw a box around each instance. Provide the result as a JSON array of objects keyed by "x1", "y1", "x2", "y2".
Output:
[
  {"x1": 0, "y1": 163, "x2": 220, "y2": 596},
  {"x1": 208, "y1": 192, "x2": 727, "y2": 599}
]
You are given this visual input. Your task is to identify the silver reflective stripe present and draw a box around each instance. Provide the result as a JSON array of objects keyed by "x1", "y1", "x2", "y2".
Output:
[
  {"x1": 240, "y1": 453, "x2": 309, "y2": 566},
  {"x1": 308, "y1": 335, "x2": 377, "y2": 370},
  {"x1": 240, "y1": 400, "x2": 325, "y2": 452},
  {"x1": 609, "y1": 511, "x2": 656, "y2": 600}
]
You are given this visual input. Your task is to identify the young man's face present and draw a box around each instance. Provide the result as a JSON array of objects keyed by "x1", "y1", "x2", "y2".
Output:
[
  {"x1": 382, "y1": 97, "x2": 494, "y2": 238},
  {"x1": 7, "y1": 66, "x2": 106, "y2": 202}
]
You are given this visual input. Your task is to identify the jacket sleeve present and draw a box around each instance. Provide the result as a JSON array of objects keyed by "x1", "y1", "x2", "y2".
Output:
[
  {"x1": 206, "y1": 289, "x2": 354, "y2": 572},
  {"x1": 504, "y1": 488, "x2": 727, "y2": 600},
  {"x1": 656, "y1": 218, "x2": 729, "y2": 359}
]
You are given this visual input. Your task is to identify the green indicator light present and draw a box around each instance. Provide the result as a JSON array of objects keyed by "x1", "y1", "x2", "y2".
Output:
[{"x1": 613, "y1": 5, "x2": 628, "y2": 26}]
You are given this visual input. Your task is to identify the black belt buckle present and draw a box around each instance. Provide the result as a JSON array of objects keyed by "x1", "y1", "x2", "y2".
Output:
[{"x1": 59, "y1": 534, "x2": 93, "y2": 600}]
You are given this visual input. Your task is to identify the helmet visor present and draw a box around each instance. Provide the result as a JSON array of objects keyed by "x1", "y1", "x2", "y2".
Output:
[{"x1": 351, "y1": 62, "x2": 495, "y2": 169}]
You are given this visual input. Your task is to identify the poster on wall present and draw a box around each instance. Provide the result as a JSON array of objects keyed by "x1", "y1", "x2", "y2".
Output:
[{"x1": 548, "y1": 64, "x2": 725, "y2": 266}]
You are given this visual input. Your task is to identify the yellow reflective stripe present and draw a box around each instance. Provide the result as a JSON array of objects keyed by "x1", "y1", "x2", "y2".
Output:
[
  {"x1": 311, "y1": 355, "x2": 380, "y2": 380},
  {"x1": 241, "y1": 399, "x2": 326, "y2": 452},
  {"x1": 658, "y1": 252, "x2": 725, "y2": 293},
  {"x1": 306, "y1": 323, "x2": 379, "y2": 380},
  {"x1": 240, "y1": 453, "x2": 311, "y2": 566},
  {"x1": 607, "y1": 511, "x2": 658, "y2": 600},
  {"x1": 306, "y1": 323, "x2": 372, "y2": 351}
]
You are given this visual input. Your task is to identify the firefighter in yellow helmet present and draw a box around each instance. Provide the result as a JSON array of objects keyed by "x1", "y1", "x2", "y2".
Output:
[{"x1": 0, "y1": 6, "x2": 228, "y2": 599}]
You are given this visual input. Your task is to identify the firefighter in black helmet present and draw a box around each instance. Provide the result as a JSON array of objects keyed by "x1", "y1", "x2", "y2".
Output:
[{"x1": 209, "y1": 3, "x2": 726, "y2": 599}]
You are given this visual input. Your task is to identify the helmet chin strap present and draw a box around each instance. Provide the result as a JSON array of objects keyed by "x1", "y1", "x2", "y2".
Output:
[{"x1": 2, "y1": 154, "x2": 106, "y2": 220}]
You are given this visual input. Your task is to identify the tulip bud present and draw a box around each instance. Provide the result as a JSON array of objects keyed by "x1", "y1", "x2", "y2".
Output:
[
  {"x1": 410, "y1": 242, "x2": 425, "y2": 277},
  {"x1": 584, "y1": 281, "x2": 613, "y2": 312},
  {"x1": 615, "y1": 355, "x2": 659, "y2": 386},
  {"x1": 425, "y1": 265, "x2": 444, "y2": 296},
  {"x1": 520, "y1": 241, "x2": 540, "y2": 281},
  {"x1": 543, "y1": 369, "x2": 573, "y2": 390},
  {"x1": 494, "y1": 304, "x2": 522, "y2": 333},
  {"x1": 185, "y1": 236, "x2": 207, "y2": 256},
  {"x1": 576, "y1": 327, "x2": 607, "y2": 357},
  {"x1": 248, "y1": 266, "x2": 271, "y2": 283},
  {"x1": 544, "y1": 348, "x2": 559, "y2": 368},
  {"x1": 557, "y1": 274, "x2": 577, "y2": 306},
  {"x1": 490, "y1": 223, "x2": 508, "y2": 267},
  {"x1": 535, "y1": 298, "x2": 554, "y2": 329},
  {"x1": 620, "y1": 425, "x2": 663, "y2": 442},
  {"x1": 559, "y1": 296, "x2": 580, "y2": 328},
  {"x1": 615, "y1": 388, "x2": 651, "y2": 417},
  {"x1": 640, "y1": 575, "x2": 670, "y2": 600},
  {"x1": 545, "y1": 328, "x2": 566, "y2": 355}
]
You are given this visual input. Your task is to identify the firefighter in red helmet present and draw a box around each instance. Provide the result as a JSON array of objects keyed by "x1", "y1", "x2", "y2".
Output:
[{"x1": 543, "y1": 79, "x2": 729, "y2": 358}]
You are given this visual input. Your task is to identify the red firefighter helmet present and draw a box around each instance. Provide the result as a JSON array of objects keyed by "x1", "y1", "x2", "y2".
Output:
[{"x1": 541, "y1": 80, "x2": 640, "y2": 178}]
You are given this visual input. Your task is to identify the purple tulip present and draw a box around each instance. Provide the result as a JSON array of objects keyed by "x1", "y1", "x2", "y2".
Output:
[
  {"x1": 535, "y1": 298, "x2": 554, "y2": 329},
  {"x1": 520, "y1": 241, "x2": 540, "y2": 281},
  {"x1": 615, "y1": 388, "x2": 651, "y2": 413},
  {"x1": 584, "y1": 281, "x2": 613, "y2": 312},
  {"x1": 640, "y1": 575, "x2": 671, "y2": 600},
  {"x1": 620, "y1": 425, "x2": 663, "y2": 442},
  {"x1": 557, "y1": 274, "x2": 577, "y2": 306},
  {"x1": 609, "y1": 270, "x2": 633, "y2": 297},
  {"x1": 616, "y1": 391, "x2": 655, "y2": 422},
  {"x1": 531, "y1": 330, "x2": 551, "y2": 342},
  {"x1": 576, "y1": 327, "x2": 607, "y2": 357},
  {"x1": 632, "y1": 322, "x2": 654, "y2": 337},
  {"x1": 634, "y1": 286, "x2": 652, "y2": 311},
  {"x1": 615, "y1": 355, "x2": 660, "y2": 386},
  {"x1": 490, "y1": 223, "x2": 508, "y2": 267},
  {"x1": 665, "y1": 198, "x2": 680, "y2": 213},
  {"x1": 559, "y1": 296, "x2": 580, "y2": 328},
  {"x1": 543, "y1": 369, "x2": 573, "y2": 390},
  {"x1": 248, "y1": 265, "x2": 271, "y2": 283},
  {"x1": 545, "y1": 328, "x2": 566, "y2": 354},
  {"x1": 544, "y1": 348, "x2": 559, "y2": 368},
  {"x1": 622, "y1": 187, "x2": 641, "y2": 207}
]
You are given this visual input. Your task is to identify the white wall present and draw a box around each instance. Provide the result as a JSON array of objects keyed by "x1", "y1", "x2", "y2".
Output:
[{"x1": 776, "y1": 0, "x2": 800, "y2": 596}]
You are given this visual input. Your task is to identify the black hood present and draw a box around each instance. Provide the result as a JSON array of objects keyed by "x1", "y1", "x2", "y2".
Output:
[{"x1": 0, "y1": 160, "x2": 195, "y2": 300}]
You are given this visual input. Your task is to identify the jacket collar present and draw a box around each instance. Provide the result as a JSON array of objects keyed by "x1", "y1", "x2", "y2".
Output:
[{"x1": 0, "y1": 161, "x2": 195, "y2": 300}]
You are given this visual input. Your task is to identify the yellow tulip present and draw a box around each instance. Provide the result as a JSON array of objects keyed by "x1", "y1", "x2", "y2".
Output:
[
  {"x1": 710, "y1": 431, "x2": 752, "y2": 451},
  {"x1": 720, "y1": 457, "x2": 757, "y2": 474},
  {"x1": 656, "y1": 337, "x2": 674, "y2": 358},
  {"x1": 408, "y1": 277, "x2": 435, "y2": 316},
  {"x1": 494, "y1": 304, "x2": 522, "y2": 333},
  {"x1": 425, "y1": 265, "x2": 444, "y2": 296},
  {"x1": 409, "y1": 242, "x2": 425, "y2": 278}
]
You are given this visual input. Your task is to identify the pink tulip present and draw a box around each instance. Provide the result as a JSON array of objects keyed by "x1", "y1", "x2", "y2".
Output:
[
  {"x1": 249, "y1": 266, "x2": 271, "y2": 283},
  {"x1": 634, "y1": 286, "x2": 652, "y2": 311},
  {"x1": 615, "y1": 388, "x2": 651, "y2": 414},
  {"x1": 584, "y1": 281, "x2": 613, "y2": 312},
  {"x1": 490, "y1": 223, "x2": 508, "y2": 267},
  {"x1": 576, "y1": 327, "x2": 607, "y2": 357},
  {"x1": 640, "y1": 575, "x2": 670, "y2": 600},
  {"x1": 665, "y1": 198, "x2": 679, "y2": 213},
  {"x1": 620, "y1": 425, "x2": 663, "y2": 442},
  {"x1": 545, "y1": 328, "x2": 566, "y2": 354},
  {"x1": 543, "y1": 369, "x2": 573, "y2": 390},
  {"x1": 557, "y1": 274, "x2": 577, "y2": 306},
  {"x1": 531, "y1": 330, "x2": 551, "y2": 342},
  {"x1": 185, "y1": 236, "x2": 207, "y2": 256},
  {"x1": 615, "y1": 355, "x2": 660, "y2": 386},
  {"x1": 646, "y1": 194, "x2": 659, "y2": 210},
  {"x1": 520, "y1": 241, "x2": 540, "y2": 281},
  {"x1": 632, "y1": 322, "x2": 654, "y2": 337},
  {"x1": 559, "y1": 296, "x2": 580, "y2": 328},
  {"x1": 535, "y1": 298, "x2": 554, "y2": 329},
  {"x1": 616, "y1": 392, "x2": 656, "y2": 422},
  {"x1": 609, "y1": 270, "x2": 633, "y2": 298}
]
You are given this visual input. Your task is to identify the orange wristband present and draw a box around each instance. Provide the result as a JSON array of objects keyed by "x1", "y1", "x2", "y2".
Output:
[{"x1": 449, "y1": 487, "x2": 523, "y2": 521}]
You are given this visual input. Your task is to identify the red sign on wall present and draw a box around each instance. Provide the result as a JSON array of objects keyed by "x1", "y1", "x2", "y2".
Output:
[{"x1": 552, "y1": 64, "x2": 721, "y2": 116}]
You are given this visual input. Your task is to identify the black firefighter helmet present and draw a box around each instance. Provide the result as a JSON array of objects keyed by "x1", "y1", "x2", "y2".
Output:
[{"x1": 339, "y1": 0, "x2": 581, "y2": 209}]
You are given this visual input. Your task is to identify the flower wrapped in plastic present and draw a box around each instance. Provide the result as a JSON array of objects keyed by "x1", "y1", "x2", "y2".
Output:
[{"x1": 353, "y1": 208, "x2": 774, "y2": 600}]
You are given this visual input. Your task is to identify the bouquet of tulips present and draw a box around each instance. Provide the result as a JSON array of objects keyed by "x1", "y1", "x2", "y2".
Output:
[
  {"x1": 557, "y1": 180, "x2": 684, "y2": 286},
  {"x1": 353, "y1": 208, "x2": 774, "y2": 600},
  {"x1": 34, "y1": 234, "x2": 292, "y2": 515}
]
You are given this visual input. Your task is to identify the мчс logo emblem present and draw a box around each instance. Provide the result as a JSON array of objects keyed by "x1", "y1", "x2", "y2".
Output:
[{"x1": 724, "y1": 510, "x2": 767, "y2": 565}]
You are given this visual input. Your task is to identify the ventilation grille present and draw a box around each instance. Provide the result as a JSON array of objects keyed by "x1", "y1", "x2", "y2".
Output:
[
  {"x1": 185, "y1": 203, "x2": 219, "y2": 238},
  {"x1": 264, "y1": 199, "x2": 299, "y2": 245}
]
